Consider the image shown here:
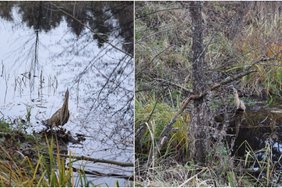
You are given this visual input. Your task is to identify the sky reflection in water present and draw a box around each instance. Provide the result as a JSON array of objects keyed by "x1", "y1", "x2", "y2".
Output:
[{"x1": 0, "y1": 4, "x2": 133, "y2": 186}]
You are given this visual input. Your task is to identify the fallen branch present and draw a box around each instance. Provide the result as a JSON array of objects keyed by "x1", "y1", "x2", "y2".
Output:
[
  {"x1": 71, "y1": 166, "x2": 133, "y2": 181},
  {"x1": 42, "y1": 152, "x2": 133, "y2": 167},
  {"x1": 156, "y1": 95, "x2": 198, "y2": 151}
]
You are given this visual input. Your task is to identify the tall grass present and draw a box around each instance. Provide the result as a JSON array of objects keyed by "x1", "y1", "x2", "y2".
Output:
[
  {"x1": 0, "y1": 136, "x2": 89, "y2": 187},
  {"x1": 136, "y1": 140, "x2": 280, "y2": 187},
  {"x1": 135, "y1": 95, "x2": 190, "y2": 163},
  {"x1": 234, "y1": 12, "x2": 282, "y2": 99}
]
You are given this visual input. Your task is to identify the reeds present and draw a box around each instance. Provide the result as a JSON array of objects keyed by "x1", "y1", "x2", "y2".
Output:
[{"x1": 0, "y1": 135, "x2": 89, "y2": 187}]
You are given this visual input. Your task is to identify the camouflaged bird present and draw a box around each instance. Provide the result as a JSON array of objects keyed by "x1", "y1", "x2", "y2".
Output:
[
  {"x1": 42, "y1": 89, "x2": 70, "y2": 128},
  {"x1": 231, "y1": 85, "x2": 246, "y2": 112}
]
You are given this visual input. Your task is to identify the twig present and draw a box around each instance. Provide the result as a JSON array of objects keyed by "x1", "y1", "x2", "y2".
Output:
[
  {"x1": 136, "y1": 45, "x2": 173, "y2": 77},
  {"x1": 135, "y1": 102, "x2": 158, "y2": 148},
  {"x1": 150, "y1": 45, "x2": 173, "y2": 64},
  {"x1": 154, "y1": 78, "x2": 193, "y2": 93},
  {"x1": 147, "y1": 101, "x2": 158, "y2": 123},
  {"x1": 179, "y1": 167, "x2": 207, "y2": 187}
]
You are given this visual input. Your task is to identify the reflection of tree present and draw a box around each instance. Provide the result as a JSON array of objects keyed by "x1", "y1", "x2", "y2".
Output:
[
  {"x1": 74, "y1": 53, "x2": 134, "y2": 152},
  {"x1": 18, "y1": 2, "x2": 62, "y2": 32},
  {"x1": 93, "y1": 56, "x2": 133, "y2": 151},
  {"x1": 0, "y1": 2, "x2": 15, "y2": 21},
  {"x1": 64, "y1": 2, "x2": 88, "y2": 36},
  {"x1": 109, "y1": 2, "x2": 133, "y2": 55},
  {"x1": 89, "y1": 3, "x2": 112, "y2": 48},
  {"x1": 0, "y1": 1, "x2": 133, "y2": 55}
]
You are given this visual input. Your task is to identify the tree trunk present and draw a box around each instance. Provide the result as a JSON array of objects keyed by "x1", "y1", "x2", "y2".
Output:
[{"x1": 188, "y1": 2, "x2": 211, "y2": 164}]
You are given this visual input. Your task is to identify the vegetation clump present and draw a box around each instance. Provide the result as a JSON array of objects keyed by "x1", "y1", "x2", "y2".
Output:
[{"x1": 0, "y1": 118, "x2": 89, "y2": 187}]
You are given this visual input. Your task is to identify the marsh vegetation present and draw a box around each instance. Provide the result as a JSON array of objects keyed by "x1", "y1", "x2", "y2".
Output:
[{"x1": 135, "y1": 2, "x2": 282, "y2": 186}]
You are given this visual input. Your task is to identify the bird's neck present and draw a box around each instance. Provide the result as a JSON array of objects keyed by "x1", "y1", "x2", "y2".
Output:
[
  {"x1": 62, "y1": 93, "x2": 69, "y2": 113},
  {"x1": 234, "y1": 91, "x2": 240, "y2": 108}
]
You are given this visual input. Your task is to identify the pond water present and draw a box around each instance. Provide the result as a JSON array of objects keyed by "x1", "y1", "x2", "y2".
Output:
[
  {"x1": 0, "y1": 2, "x2": 133, "y2": 186},
  {"x1": 230, "y1": 101, "x2": 282, "y2": 178},
  {"x1": 232, "y1": 102, "x2": 282, "y2": 156}
]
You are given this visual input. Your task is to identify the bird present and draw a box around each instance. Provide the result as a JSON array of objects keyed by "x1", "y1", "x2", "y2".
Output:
[
  {"x1": 42, "y1": 89, "x2": 70, "y2": 128},
  {"x1": 230, "y1": 85, "x2": 246, "y2": 111}
]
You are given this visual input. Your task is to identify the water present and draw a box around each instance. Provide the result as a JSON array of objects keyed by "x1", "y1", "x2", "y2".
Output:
[
  {"x1": 232, "y1": 103, "x2": 282, "y2": 155},
  {"x1": 0, "y1": 2, "x2": 133, "y2": 186},
  {"x1": 226, "y1": 101, "x2": 282, "y2": 181}
]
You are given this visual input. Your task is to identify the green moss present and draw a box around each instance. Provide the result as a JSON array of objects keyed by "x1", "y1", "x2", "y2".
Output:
[{"x1": 0, "y1": 120, "x2": 11, "y2": 132}]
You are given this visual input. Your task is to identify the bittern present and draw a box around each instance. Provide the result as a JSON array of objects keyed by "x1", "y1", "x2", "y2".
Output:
[
  {"x1": 43, "y1": 89, "x2": 70, "y2": 128},
  {"x1": 231, "y1": 85, "x2": 246, "y2": 111}
]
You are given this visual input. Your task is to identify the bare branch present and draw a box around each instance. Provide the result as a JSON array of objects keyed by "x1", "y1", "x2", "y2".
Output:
[
  {"x1": 42, "y1": 152, "x2": 133, "y2": 167},
  {"x1": 154, "y1": 78, "x2": 193, "y2": 93}
]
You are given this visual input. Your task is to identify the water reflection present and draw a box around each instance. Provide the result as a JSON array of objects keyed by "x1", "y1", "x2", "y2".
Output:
[
  {"x1": 0, "y1": 1, "x2": 133, "y2": 55},
  {"x1": 0, "y1": 1, "x2": 133, "y2": 186}
]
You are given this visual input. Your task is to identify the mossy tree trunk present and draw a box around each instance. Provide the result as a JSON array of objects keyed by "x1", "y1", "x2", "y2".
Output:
[{"x1": 188, "y1": 2, "x2": 212, "y2": 164}]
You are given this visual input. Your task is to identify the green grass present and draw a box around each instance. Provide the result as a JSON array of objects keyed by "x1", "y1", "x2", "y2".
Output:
[
  {"x1": 0, "y1": 119, "x2": 91, "y2": 187},
  {"x1": 0, "y1": 120, "x2": 10, "y2": 132},
  {"x1": 0, "y1": 136, "x2": 90, "y2": 187},
  {"x1": 135, "y1": 95, "x2": 190, "y2": 161}
]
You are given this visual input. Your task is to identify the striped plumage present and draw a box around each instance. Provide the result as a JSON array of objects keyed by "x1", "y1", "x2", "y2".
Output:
[
  {"x1": 43, "y1": 89, "x2": 70, "y2": 127},
  {"x1": 231, "y1": 86, "x2": 246, "y2": 111}
]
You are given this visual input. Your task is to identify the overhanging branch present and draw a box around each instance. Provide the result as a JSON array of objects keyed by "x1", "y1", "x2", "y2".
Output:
[{"x1": 155, "y1": 68, "x2": 258, "y2": 155}]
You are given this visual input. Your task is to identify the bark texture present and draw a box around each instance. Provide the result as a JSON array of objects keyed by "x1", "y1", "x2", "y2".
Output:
[{"x1": 189, "y1": 2, "x2": 211, "y2": 164}]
